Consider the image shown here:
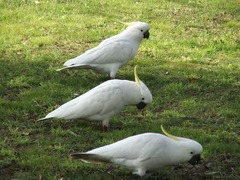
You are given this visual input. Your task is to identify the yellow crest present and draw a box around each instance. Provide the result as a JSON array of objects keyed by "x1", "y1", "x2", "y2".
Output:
[
  {"x1": 134, "y1": 65, "x2": 140, "y2": 84},
  {"x1": 117, "y1": 20, "x2": 135, "y2": 27},
  {"x1": 161, "y1": 125, "x2": 180, "y2": 141}
]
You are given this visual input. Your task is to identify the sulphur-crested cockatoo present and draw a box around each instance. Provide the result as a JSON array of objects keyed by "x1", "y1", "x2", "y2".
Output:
[
  {"x1": 70, "y1": 126, "x2": 203, "y2": 176},
  {"x1": 37, "y1": 66, "x2": 152, "y2": 127},
  {"x1": 57, "y1": 21, "x2": 150, "y2": 78}
]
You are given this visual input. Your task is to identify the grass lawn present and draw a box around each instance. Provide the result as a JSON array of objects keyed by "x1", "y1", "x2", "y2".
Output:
[{"x1": 0, "y1": 0, "x2": 239, "y2": 179}]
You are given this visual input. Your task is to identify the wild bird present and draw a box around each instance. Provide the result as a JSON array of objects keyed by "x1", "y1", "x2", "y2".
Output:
[
  {"x1": 70, "y1": 126, "x2": 203, "y2": 177},
  {"x1": 37, "y1": 66, "x2": 152, "y2": 128},
  {"x1": 57, "y1": 21, "x2": 150, "y2": 78}
]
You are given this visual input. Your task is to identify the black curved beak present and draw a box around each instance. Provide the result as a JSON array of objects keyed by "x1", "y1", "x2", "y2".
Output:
[
  {"x1": 143, "y1": 30, "x2": 150, "y2": 39},
  {"x1": 136, "y1": 102, "x2": 147, "y2": 109},
  {"x1": 188, "y1": 154, "x2": 201, "y2": 165}
]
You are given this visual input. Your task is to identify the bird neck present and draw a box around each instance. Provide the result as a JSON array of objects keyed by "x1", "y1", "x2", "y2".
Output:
[
  {"x1": 170, "y1": 139, "x2": 191, "y2": 164},
  {"x1": 156, "y1": 138, "x2": 187, "y2": 165},
  {"x1": 120, "y1": 28, "x2": 143, "y2": 43},
  {"x1": 121, "y1": 81, "x2": 142, "y2": 105}
]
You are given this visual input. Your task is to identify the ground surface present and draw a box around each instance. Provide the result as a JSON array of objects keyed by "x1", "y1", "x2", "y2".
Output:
[{"x1": 0, "y1": 0, "x2": 239, "y2": 179}]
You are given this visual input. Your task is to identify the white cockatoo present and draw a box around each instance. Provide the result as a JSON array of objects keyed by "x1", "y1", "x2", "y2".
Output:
[
  {"x1": 37, "y1": 66, "x2": 152, "y2": 127},
  {"x1": 57, "y1": 21, "x2": 150, "y2": 78},
  {"x1": 70, "y1": 126, "x2": 203, "y2": 177}
]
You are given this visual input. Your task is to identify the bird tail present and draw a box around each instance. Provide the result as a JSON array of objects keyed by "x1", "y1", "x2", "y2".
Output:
[
  {"x1": 56, "y1": 64, "x2": 92, "y2": 71},
  {"x1": 70, "y1": 152, "x2": 110, "y2": 163},
  {"x1": 56, "y1": 66, "x2": 71, "y2": 71},
  {"x1": 36, "y1": 116, "x2": 53, "y2": 122}
]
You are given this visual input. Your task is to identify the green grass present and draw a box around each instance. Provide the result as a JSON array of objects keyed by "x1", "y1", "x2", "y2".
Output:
[{"x1": 0, "y1": 0, "x2": 240, "y2": 179}]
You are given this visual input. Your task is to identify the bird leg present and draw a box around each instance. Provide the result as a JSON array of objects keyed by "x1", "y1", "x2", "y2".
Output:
[
  {"x1": 141, "y1": 109, "x2": 146, "y2": 116},
  {"x1": 102, "y1": 125, "x2": 109, "y2": 132}
]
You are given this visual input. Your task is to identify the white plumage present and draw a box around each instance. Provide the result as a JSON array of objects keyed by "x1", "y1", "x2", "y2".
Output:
[
  {"x1": 57, "y1": 21, "x2": 150, "y2": 78},
  {"x1": 70, "y1": 126, "x2": 203, "y2": 176},
  {"x1": 37, "y1": 66, "x2": 152, "y2": 127}
]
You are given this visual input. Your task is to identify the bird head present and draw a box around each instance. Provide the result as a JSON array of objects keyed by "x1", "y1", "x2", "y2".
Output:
[
  {"x1": 118, "y1": 21, "x2": 150, "y2": 40},
  {"x1": 161, "y1": 125, "x2": 203, "y2": 165},
  {"x1": 134, "y1": 66, "x2": 152, "y2": 109}
]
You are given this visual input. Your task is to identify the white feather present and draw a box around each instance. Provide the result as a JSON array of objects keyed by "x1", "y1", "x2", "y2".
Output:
[
  {"x1": 37, "y1": 79, "x2": 152, "y2": 127},
  {"x1": 57, "y1": 21, "x2": 150, "y2": 78},
  {"x1": 71, "y1": 133, "x2": 203, "y2": 176}
]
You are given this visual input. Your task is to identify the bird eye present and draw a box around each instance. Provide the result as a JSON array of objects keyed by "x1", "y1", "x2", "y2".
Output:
[
  {"x1": 141, "y1": 97, "x2": 145, "y2": 100},
  {"x1": 140, "y1": 29, "x2": 143, "y2": 32},
  {"x1": 190, "y1": 152, "x2": 194, "y2": 154}
]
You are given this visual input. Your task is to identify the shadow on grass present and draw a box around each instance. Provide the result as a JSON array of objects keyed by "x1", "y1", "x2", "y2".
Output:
[{"x1": 1, "y1": 53, "x2": 239, "y2": 179}]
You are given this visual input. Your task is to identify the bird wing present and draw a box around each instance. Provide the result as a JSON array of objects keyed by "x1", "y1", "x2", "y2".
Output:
[
  {"x1": 70, "y1": 153, "x2": 111, "y2": 163},
  {"x1": 63, "y1": 39, "x2": 137, "y2": 68},
  {"x1": 44, "y1": 82, "x2": 124, "y2": 120},
  {"x1": 72, "y1": 133, "x2": 166, "y2": 163}
]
